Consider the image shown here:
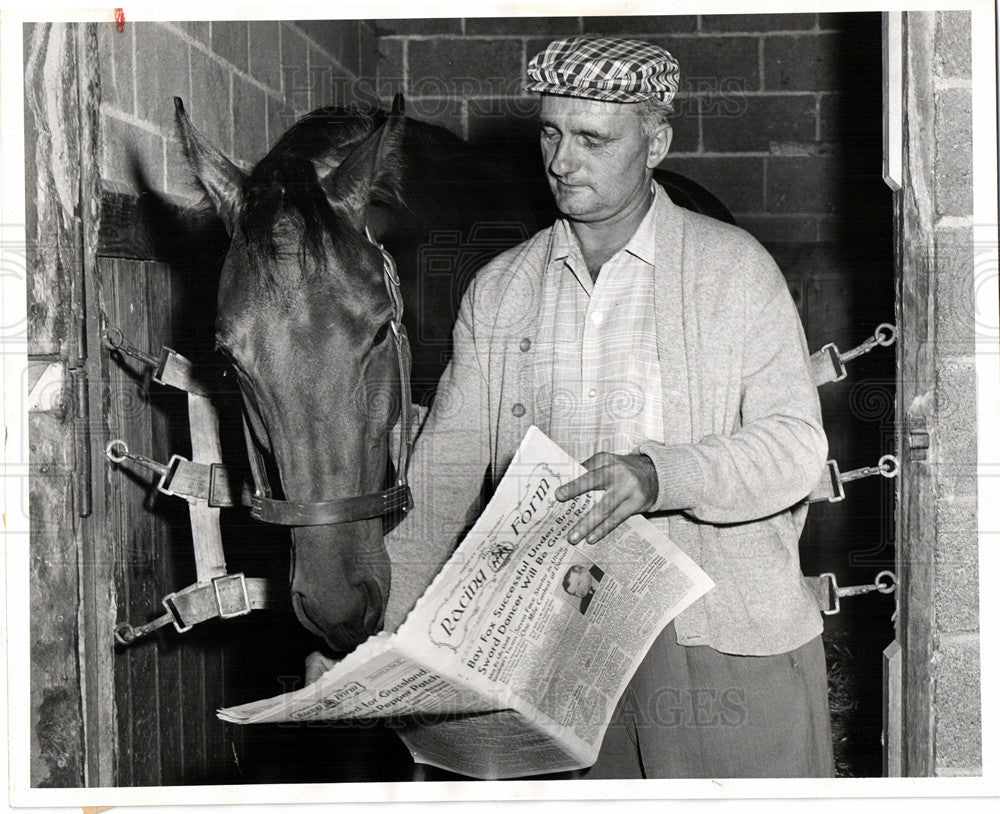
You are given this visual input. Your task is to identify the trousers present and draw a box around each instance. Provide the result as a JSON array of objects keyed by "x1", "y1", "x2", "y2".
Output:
[{"x1": 580, "y1": 622, "x2": 835, "y2": 779}]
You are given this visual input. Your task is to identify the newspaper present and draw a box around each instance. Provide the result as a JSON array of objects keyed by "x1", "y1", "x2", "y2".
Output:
[{"x1": 218, "y1": 426, "x2": 714, "y2": 778}]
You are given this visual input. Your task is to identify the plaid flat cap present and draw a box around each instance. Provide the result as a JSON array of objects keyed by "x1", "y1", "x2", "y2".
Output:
[{"x1": 525, "y1": 35, "x2": 680, "y2": 104}]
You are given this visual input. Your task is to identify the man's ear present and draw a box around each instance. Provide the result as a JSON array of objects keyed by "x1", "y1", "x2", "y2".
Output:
[{"x1": 646, "y1": 123, "x2": 673, "y2": 169}]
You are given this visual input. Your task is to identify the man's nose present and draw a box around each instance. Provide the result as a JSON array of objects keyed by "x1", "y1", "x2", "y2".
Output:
[{"x1": 548, "y1": 139, "x2": 577, "y2": 177}]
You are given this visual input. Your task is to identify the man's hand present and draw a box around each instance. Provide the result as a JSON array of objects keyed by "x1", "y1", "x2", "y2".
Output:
[
  {"x1": 554, "y1": 451, "x2": 658, "y2": 545},
  {"x1": 305, "y1": 650, "x2": 339, "y2": 685}
]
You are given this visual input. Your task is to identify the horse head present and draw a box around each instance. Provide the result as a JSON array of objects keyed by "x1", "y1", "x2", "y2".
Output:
[{"x1": 176, "y1": 97, "x2": 408, "y2": 654}]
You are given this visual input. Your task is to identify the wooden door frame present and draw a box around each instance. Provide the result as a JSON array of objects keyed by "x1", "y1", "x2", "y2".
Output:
[
  {"x1": 76, "y1": 22, "x2": 121, "y2": 787},
  {"x1": 23, "y1": 20, "x2": 118, "y2": 787}
]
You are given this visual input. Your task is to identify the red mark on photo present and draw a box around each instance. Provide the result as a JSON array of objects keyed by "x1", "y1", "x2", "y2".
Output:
[{"x1": 114, "y1": 8, "x2": 125, "y2": 33}]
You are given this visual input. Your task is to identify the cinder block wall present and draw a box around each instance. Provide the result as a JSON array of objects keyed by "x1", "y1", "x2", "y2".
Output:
[
  {"x1": 97, "y1": 19, "x2": 378, "y2": 199},
  {"x1": 917, "y1": 10, "x2": 979, "y2": 776},
  {"x1": 374, "y1": 13, "x2": 886, "y2": 248},
  {"x1": 97, "y1": 15, "x2": 888, "y2": 250}
]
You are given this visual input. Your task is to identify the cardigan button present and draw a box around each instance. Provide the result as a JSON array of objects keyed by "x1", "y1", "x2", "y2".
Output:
[
  {"x1": 519, "y1": 337, "x2": 531, "y2": 352},
  {"x1": 511, "y1": 403, "x2": 526, "y2": 418}
]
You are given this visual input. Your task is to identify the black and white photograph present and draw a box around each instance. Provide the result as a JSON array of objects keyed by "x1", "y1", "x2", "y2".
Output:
[
  {"x1": 1, "y1": 0, "x2": 997, "y2": 809},
  {"x1": 558, "y1": 562, "x2": 604, "y2": 616}
]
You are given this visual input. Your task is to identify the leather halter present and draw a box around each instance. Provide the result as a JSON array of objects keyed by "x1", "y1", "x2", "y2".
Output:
[{"x1": 239, "y1": 227, "x2": 414, "y2": 526}]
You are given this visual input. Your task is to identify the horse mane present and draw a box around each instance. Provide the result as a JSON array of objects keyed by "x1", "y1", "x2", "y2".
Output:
[{"x1": 238, "y1": 106, "x2": 385, "y2": 285}]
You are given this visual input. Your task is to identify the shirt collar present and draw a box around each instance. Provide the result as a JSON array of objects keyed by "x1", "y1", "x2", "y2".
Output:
[{"x1": 549, "y1": 182, "x2": 660, "y2": 271}]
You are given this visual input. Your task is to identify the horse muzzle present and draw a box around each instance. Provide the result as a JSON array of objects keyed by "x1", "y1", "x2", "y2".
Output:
[
  {"x1": 288, "y1": 522, "x2": 389, "y2": 653},
  {"x1": 291, "y1": 582, "x2": 385, "y2": 653}
]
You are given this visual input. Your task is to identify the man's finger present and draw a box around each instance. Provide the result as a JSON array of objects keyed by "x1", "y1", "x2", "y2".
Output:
[
  {"x1": 305, "y1": 651, "x2": 338, "y2": 685},
  {"x1": 555, "y1": 465, "x2": 611, "y2": 501},
  {"x1": 581, "y1": 498, "x2": 641, "y2": 545},
  {"x1": 580, "y1": 451, "x2": 614, "y2": 471},
  {"x1": 567, "y1": 489, "x2": 627, "y2": 543}
]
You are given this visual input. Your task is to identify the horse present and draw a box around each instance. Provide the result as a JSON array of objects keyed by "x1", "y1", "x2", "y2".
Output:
[
  {"x1": 175, "y1": 95, "x2": 734, "y2": 657},
  {"x1": 174, "y1": 95, "x2": 553, "y2": 655}
]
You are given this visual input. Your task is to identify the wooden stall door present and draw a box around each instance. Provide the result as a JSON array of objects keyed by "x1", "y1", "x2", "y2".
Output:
[
  {"x1": 94, "y1": 254, "x2": 233, "y2": 784},
  {"x1": 94, "y1": 202, "x2": 420, "y2": 784}
]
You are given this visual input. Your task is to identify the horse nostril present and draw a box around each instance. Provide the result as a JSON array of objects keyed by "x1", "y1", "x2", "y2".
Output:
[
  {"x1": 290, "y1": 590, "x2": 328, "y2": 641},
  {"x1": 291, "y1": 585, "x2": 381, "y2": 651},
  {"x1": 362, "y1": 580, "x2": 386, "y2": 635}
]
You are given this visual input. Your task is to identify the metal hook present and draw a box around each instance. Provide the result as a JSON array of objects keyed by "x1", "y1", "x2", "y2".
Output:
[
  {"x1": 875, "y1": 570, "x2": 897, "y2": 594},
  {"x1": 878, "y1": 454, "x2": 900, "y2": 478},
  {"x1": 873, "y1": 323, "x2": 896, "y2": 347},
  {"x1": 106, "y1": 438, "x2": 130, "y2": 463}
]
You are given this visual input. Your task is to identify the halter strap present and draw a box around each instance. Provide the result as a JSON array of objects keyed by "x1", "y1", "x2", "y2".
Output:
[{"x1": 240, "y1": 228, "x2": 414, "y2": 527}]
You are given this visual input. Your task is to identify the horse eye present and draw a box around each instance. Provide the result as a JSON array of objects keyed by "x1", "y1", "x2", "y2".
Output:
[{"x1": 372, "y1": 320, "x2": 392, "y2": 346}]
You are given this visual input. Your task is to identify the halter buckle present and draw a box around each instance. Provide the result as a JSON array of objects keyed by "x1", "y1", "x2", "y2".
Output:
[{"x1": 212, "y1": 573, "x2": 252, "y2": 619}]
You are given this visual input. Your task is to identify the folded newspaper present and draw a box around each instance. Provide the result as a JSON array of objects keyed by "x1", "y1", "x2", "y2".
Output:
[{"x1": 218, "y1": 426, "x2": 714, "y2": 778}]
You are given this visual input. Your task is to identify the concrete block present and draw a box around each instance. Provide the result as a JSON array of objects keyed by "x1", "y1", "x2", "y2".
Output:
[
  {"x1": 292, "y1": 20, "x2": 353, "y2": 65},
  {"x1": 661, "y1": 156, "x2": 765, "y2": 213},
  {"x1": 333, "y1": 71, "x2": 378, "y2": 110},
  {"x1": 661, "y1": 97, "x2": 699, "y2": 154},
  {"x1": 309, "y1": 45, "x2": 355, "y2": 108},
  {"x1": 377, "y1": 38, "x2": 405, "y2": 99},
  {"x1": 231, "y1": 78, "x2": 268, "y2": 166},
  {"x1": 280, "y1": 24, "x2": 310, "y2": 112},
  {"x1": 935, "y1": 358, "x2": 978, "y2": 498},
  {"x1": 701, "y1": 13, "x2": 816, "y2": 32},
  {"x1": 702, "y1": 93, "x2": 816, "y2": 153},
  {"x1": 814, "y1": 215, "x2": 841, "y2": 243},
  {"x1": 933, "y1": 636, "x2": 982, "y2": 770},
  {"x1": 405, "y1": 96, "x2": 465, "y2": 140},
  {"x1": 582, "y1": 15, "x2": 697, "y2": 34},
  {"x1": 298, "y1": 19, "x2": 360, "y2": 75},
  {"x1": 339, "y1": 21, "x2": 361, "y2": 75},
  {"x1": 765, "y1": 156, "x2": 837, "y2": 214},
  {"x1": 133, "y1": 24, "x2": 191, "y2": 131},
  {"x1": 267, "y1": 93, "x2": 297, "y2": 150},
  {"x1": 97, "y1": 18, "x2": 135, "y2": 114},
  {"x1": 408, "y1": 38, "x2": 523, "y2": 98},
  {"x1": 308, "y1": 44, "x2": 333, "y2": 109},
  {"x1": 817, "y1": 11, "x2": 881, "y2": 34},
  {"x1": 817, "y1": 13, "x2": 851, "y2": 30},
  {"x1": 248, "y1": 21, "x2": 281, "y2": 92},
  {"x1": 211, "y1": 20, "x2": 248, "y2": 73},
  {"x1": 467, "y1": 95, "x2": 540, "y2": 146},
  {"x1": 934, "y1": 88, "x2": 973, "y2": 218},
  {"x1": 371, "y1": 18, "x2": 462, "y2": 36},
  {"x1": 648, "y1": 36, "x2": 760, "y2": 95},
  {"x1": 819, "y1": 92, "x2": 883, "y2": 146},
  {"x1": 936, "y1": 11, "x2": 971, "y2": 80},
  {"x1": 188, "y1": 48, "x2": 233, "y2": 154},
  {"x1": 734, "y1": 213, "x2": 818, "y2": 245},
  {"x1": 764, "y1": 32, "x2": 867, "y2": 92},
  {"x1": 101, "y1": 113, "x2": 165, "y2": 193},
  {"x1": 935, "y1": 497, "x2": 979, "y2": 632},
  {"x1": 935, "y1": 226, "x2": 976, "y2": 356},
  {"x1": 359, "y1": 23, "x2": 378, "y2": 85},
  {"x1": 467, "y1": 16, "x2": 582, "y2": 36}
]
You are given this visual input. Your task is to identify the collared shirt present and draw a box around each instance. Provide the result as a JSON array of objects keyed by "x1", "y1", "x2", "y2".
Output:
[{"x1": 536, "y1": 184, "x2": 665, "y2": 462}]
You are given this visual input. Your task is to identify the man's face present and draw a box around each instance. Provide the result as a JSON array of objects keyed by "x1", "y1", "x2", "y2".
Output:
[
  {"x1": 565, "y1": 568, "x2": 593, "y2": 598},
  {"x1": 538, "y1": 94, "x2": 658, "y2": 224}
]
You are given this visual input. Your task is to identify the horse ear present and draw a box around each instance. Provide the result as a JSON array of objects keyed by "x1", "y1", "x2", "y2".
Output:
[
  {"x1": 322, "y1": 109, "x2": 406, "y2": 225},
  {"x1": 174, "y1": 97, "x2": 246, "y2": 234}
]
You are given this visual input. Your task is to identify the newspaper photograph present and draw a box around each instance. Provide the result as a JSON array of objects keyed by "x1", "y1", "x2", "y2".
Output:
[{"x1": 218, "y1": 426, "x2": 714, "y2": 777}]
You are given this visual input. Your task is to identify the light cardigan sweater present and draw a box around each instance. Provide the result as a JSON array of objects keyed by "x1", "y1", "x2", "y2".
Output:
[{"x1": 385, "y1": 185, "x2": 828, "y2": 656}]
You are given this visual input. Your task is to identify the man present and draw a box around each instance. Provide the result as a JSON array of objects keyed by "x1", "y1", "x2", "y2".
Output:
[
  {"x1": 562, "y1": 563, "x2": 604, "y2": 614},
  {"x1": 379, "y1": 34, "x2": 832, "y2": 778}
]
